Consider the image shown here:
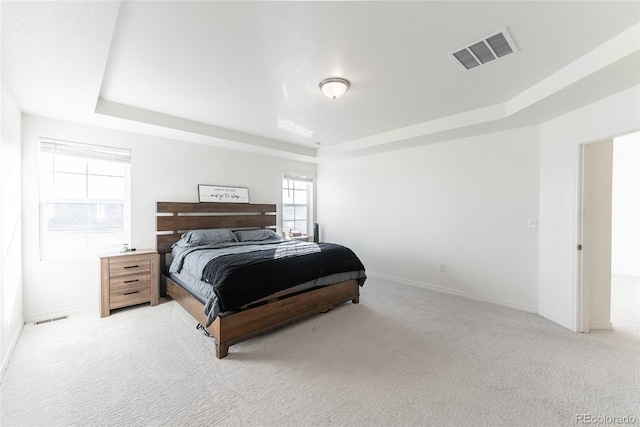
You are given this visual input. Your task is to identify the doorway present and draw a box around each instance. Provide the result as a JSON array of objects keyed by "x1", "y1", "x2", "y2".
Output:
[
  {"x1": 579, "y1": 131, "x2": 639, "y2": 334},
  {"x1": 610, "y1": 132, "x2": 639, "y2": 337}
]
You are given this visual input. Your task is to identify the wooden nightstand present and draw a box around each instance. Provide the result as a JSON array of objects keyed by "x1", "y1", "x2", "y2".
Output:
[{"x1": 100, "y1": 249, "x2": 159, "y2": 317}]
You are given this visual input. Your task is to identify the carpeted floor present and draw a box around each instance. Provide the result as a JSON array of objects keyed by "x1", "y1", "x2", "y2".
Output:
[
  {"x1": 612, "y1": 274, "x2": 640, "y2": 337},
  {"x1": 1, "y1": 276, "x2": 639, "y2": 427}
]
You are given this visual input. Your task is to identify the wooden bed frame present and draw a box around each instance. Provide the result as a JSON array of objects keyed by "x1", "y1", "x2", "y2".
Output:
[{"x1": 156, "y1": 201, "x2": 360, "y2": 359}]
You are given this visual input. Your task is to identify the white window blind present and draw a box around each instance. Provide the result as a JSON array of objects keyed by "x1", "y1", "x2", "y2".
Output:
[
  {"x1": 40, "y1": 140, "x2": 131, "y2": 163},
  {"x1": 39, "y1": 139, "x2": 131, "y2": 259}
]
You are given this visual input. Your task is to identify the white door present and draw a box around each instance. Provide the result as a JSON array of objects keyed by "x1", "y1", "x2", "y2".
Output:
[{"x1": 578, "y1": 139, "x2": 614, "y2": 332}]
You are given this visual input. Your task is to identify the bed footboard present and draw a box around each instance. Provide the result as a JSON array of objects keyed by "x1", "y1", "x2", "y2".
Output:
[{"x1": 166, "y1": 277, "x2": 360, "y2": 358}]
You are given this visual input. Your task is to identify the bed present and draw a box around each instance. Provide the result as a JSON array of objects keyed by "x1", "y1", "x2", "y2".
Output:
[{"x1": 156, "y1": 201, "x2": 366, "y2": 358}]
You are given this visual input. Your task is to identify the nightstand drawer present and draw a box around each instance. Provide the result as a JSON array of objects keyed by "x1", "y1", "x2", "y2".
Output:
[
  {"x1": 109, "y1": 257, "x2": 151, "y2": 278},
  {"x1": 110, "y1": 273, "x2": 151, "y2": 291},
  {"x1": 110, "y1": 278, "x2": 151, "y2": 310}
]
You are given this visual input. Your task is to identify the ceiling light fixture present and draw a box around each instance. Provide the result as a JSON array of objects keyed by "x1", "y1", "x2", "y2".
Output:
[{"x1": 319, "y1": 77, "x2": 350, "y2": 99}]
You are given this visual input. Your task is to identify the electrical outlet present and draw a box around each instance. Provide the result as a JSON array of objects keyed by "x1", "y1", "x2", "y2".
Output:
[
  {"x1": 528, "y1": 218, "x2": 538, "y2": 229},
  {"x1": 439, "y1": 263, "x2": 446, "y2": 272}
]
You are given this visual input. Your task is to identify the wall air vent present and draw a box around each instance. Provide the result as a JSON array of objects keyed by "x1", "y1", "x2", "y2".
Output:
[
  {"x1": 448, "y1": 28, "x2": 518, "y2": 71},
  {"x1": 33, "y1": 315, "x2": 68, "y2": 325}
]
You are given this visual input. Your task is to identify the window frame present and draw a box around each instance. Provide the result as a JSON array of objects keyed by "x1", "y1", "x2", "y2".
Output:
[
  {"x1": 38, "y1": 139, "x2": 131, "y2": 260},
  {"x1": 282, "y1": 172, "x2": 314, "y2": 237}
]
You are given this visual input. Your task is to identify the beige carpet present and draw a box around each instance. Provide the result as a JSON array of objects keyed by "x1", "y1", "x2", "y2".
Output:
[
  {"x1": 612, "y1": 274, "x2": 640, "y2": 337},
  {"x1": 1, "y1": 276, "x2": 639, "y2": 427}
]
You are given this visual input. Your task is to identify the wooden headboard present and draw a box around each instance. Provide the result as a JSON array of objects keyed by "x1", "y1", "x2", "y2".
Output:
[{"x1": 156, "y1": 201, "x2": 277, "y2": 254}]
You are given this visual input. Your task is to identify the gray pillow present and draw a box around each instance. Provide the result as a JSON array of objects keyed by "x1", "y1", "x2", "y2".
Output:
[
  {"x1": 234, "y1": 229, "x2": 281, "y2": 242},
  {"x1": 174, "y1": 228, "x2": 238, "y2": 247}
]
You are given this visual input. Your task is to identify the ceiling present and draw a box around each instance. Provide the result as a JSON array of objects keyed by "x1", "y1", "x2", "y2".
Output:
[{"x1": 2, "y1": 1, "x2": 639, "y2": 162}]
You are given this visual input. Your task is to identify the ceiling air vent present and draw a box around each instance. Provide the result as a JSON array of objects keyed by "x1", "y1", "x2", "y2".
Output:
[{"x1": 448, "y1": 28, "x2": 518, "y2": 71}]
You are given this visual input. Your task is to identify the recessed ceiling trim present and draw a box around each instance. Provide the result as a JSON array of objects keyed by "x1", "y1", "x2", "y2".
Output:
[
  {"x1": 448, "y1": 27, "x2": 519, "y2": 71},
  {"x1": 94, "y1": 99, "x2": 318, "y2": 161}
]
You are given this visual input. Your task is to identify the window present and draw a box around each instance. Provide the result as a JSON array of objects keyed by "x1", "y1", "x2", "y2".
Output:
[
  {"x1": 39, "y1": 139, "x2": 130, "y2": 259},
  {"x1": 282, "y1": 172, "x2": 313, "y2": 236}
]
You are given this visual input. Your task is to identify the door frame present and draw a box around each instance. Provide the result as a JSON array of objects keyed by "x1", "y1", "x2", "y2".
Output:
[{"x1": 577, "y1": 143, "x2": 588, "y2": 333}]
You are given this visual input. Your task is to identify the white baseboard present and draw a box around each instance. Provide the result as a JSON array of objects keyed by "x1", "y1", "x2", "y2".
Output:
[
  {"x1": 589, "y1": 321, "x2": 613, "y2": 330},
  {"x1": 1, "y1": 320, "x2": 24, "y2": 380},
  {"x1": 538, "y1": 310, "x2": 577, "y2": 332},
  {"x1": 367, "y1": 271, "x2": 538, "y2": 314},
  {"x1": 24, "y1": 303, "x2": 96, "y2": 324}
]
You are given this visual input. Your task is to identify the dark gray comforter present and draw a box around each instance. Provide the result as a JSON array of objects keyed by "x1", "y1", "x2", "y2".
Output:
[{"x1": 170, "y1": 240, "x2": 366, "y2": 326}]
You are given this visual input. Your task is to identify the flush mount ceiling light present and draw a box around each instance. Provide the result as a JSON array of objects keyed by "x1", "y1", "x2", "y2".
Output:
[{"x1": 319, "y1": 77, "x2": 350, "y2": 99}]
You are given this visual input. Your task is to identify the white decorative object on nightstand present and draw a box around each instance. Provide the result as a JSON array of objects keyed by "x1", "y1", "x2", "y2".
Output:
[{"x1": 288, "y1": 235, "x2": 311, "y2": 242}]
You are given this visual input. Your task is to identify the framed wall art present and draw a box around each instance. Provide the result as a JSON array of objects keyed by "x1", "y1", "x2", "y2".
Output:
[{"x1": 198, "y1": 185, "x2": 249, "y2": 203}]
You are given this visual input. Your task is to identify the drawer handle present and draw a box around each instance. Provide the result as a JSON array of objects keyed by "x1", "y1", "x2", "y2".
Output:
[
  {"x1": 124, "y1": 265, "x2": 139, "y2": 269},
  {"x1": 124, "y1": 279, "x2": 139, "y2": 284},
  {"x1": 124, "y1": 290, "x2": 140, "y2": 296}
]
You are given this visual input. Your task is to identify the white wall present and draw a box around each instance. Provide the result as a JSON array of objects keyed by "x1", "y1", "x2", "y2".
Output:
[
  {"x1": 612, "y1": 132, "x2": 640, "y2": 277},
  {"x1": 539, "y1": 86, "x2": 640, "y2": 331},
  {"x1": 317, "y1": 126, "x2": 540, "y2": 312},
  {"x1": 21, "y1": 115, "x2": 315, "y2": 321},
  {"x1": 1, "y1": 83, "x2": 24, "y2": 375}
]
